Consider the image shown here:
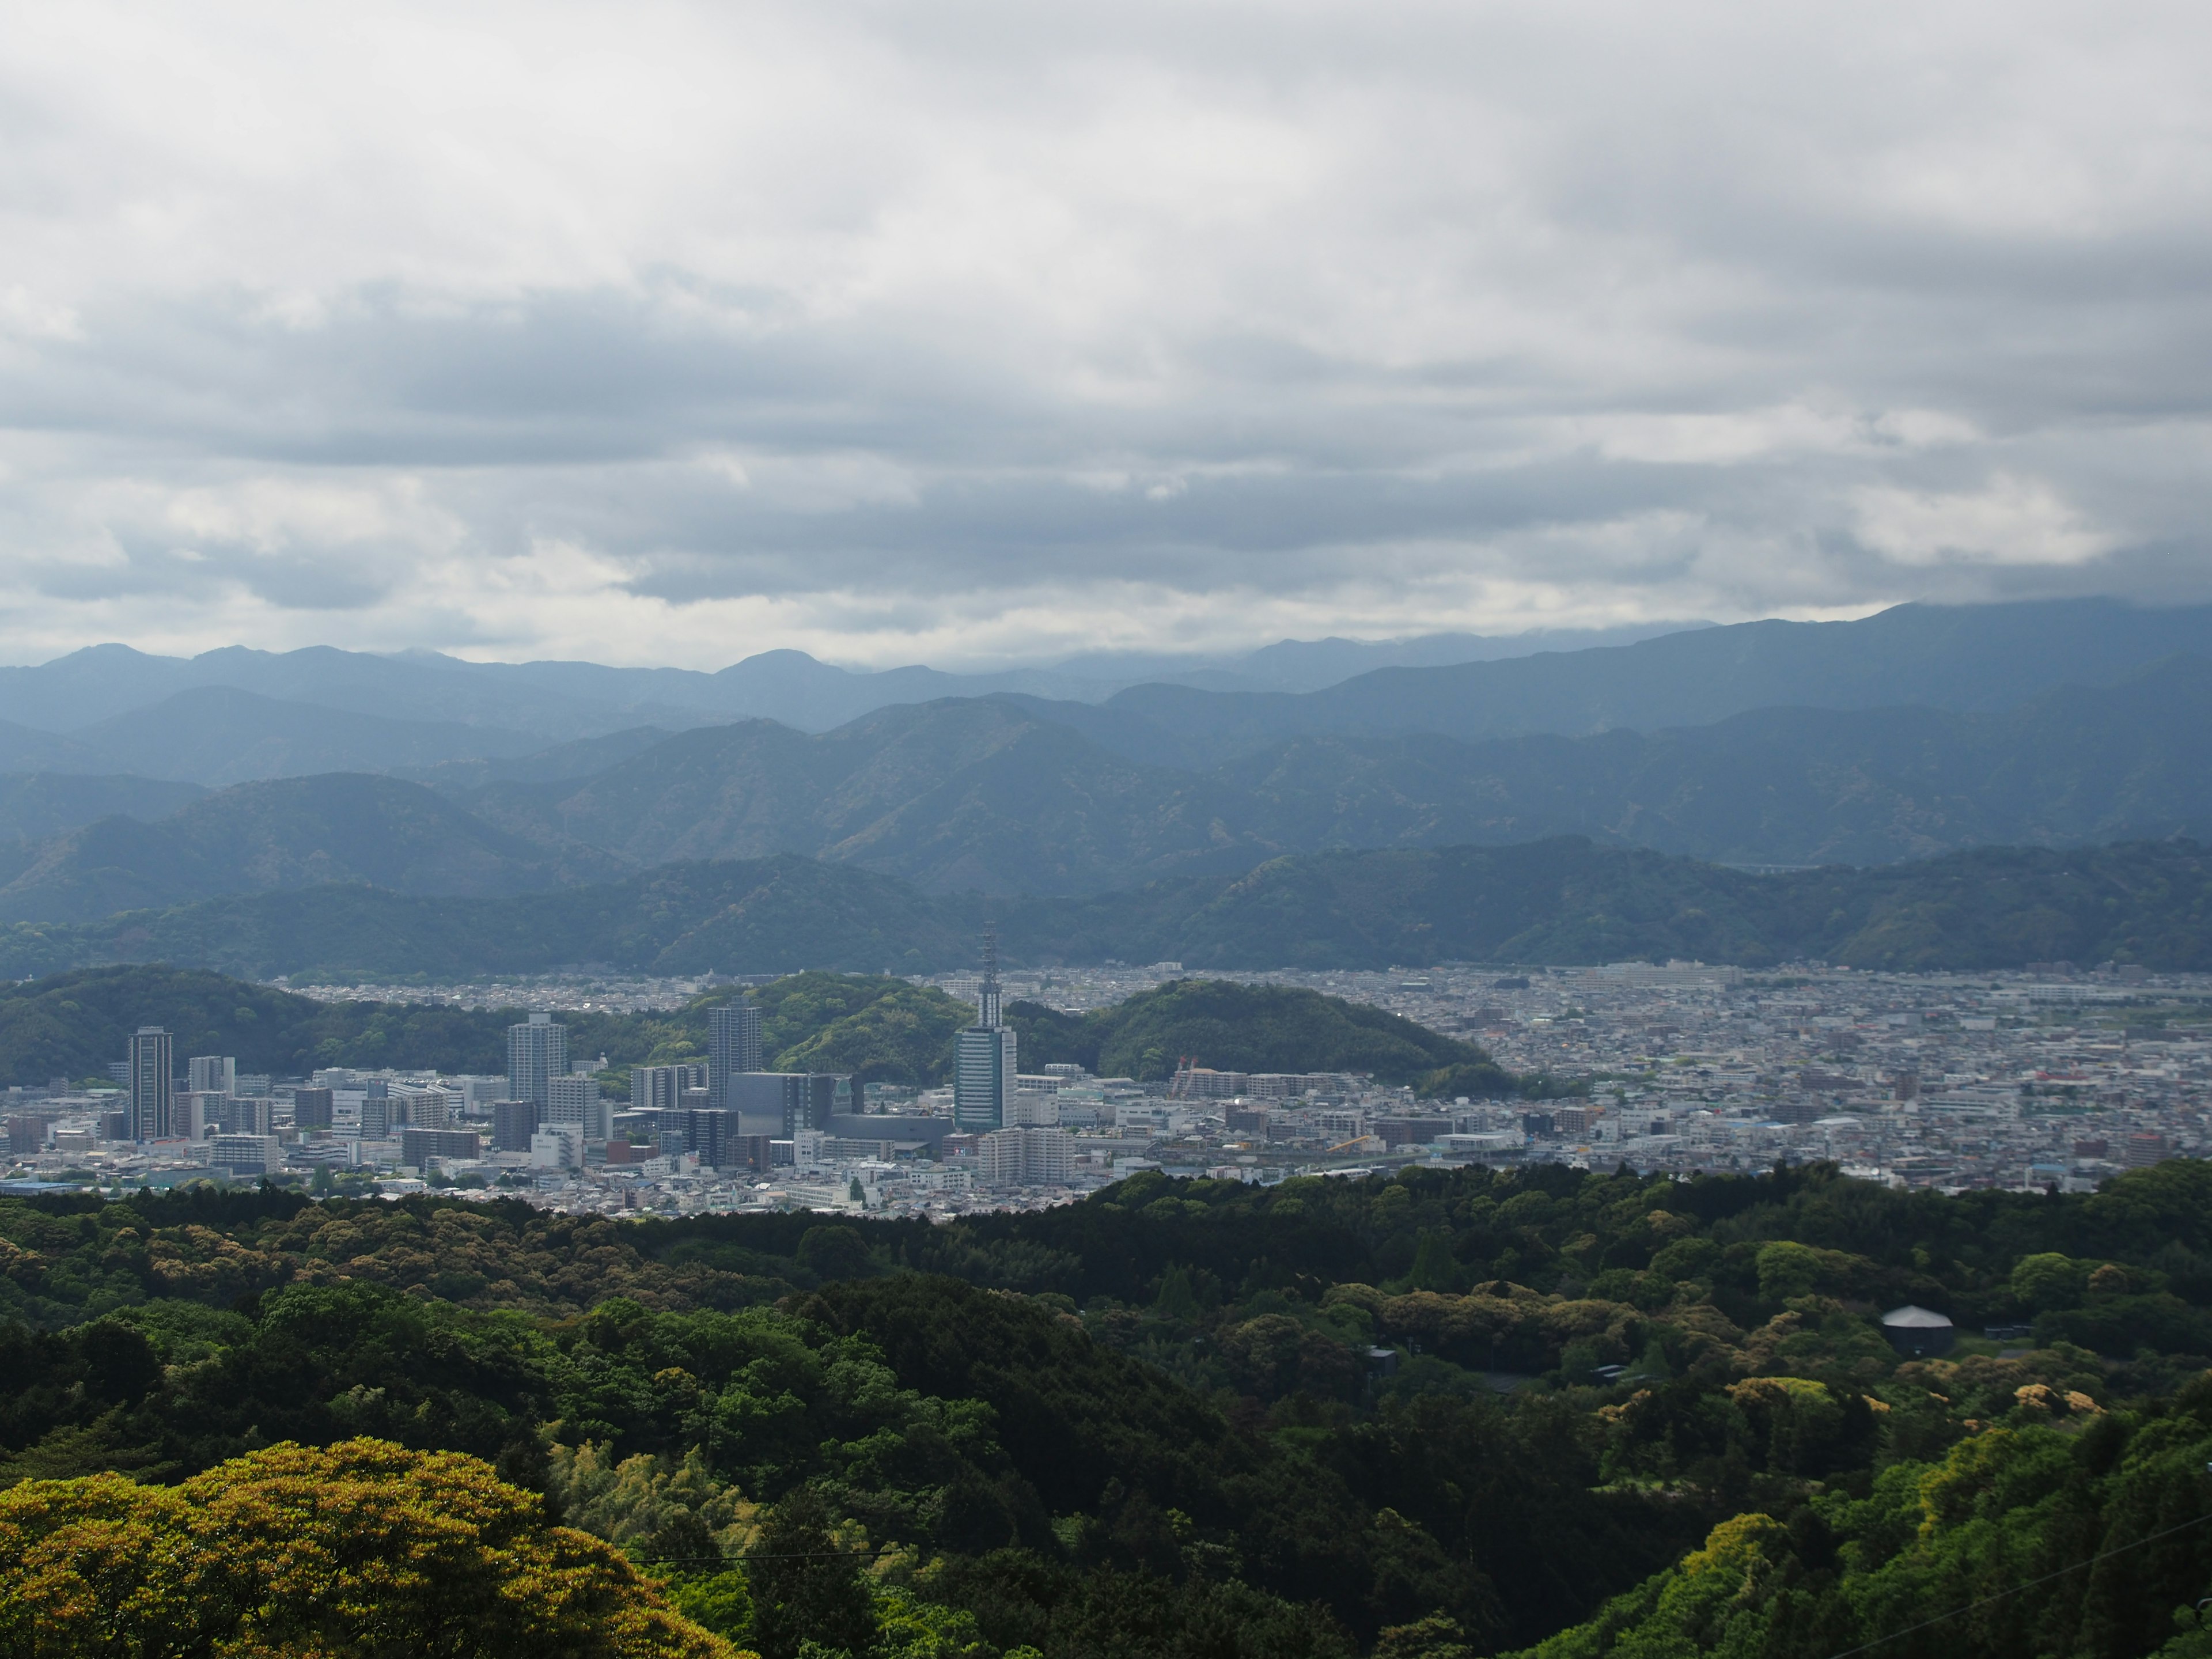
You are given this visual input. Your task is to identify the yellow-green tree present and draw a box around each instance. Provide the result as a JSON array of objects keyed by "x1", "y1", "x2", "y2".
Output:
[{"x1": 0, "y1": 1436, "x2": 744, "y2": 1658}]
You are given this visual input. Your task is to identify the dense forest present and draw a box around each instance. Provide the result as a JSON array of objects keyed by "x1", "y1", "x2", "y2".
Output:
[
  {"x1": 0, "y1": 965, "x2": 1525, "y2": 1099},
  {"x1": 14, "y1": 836, "x2": 2212, "y2": 982},
  {"x1": 7, "y1": 1160, "x2": 2212, "y2": 1657}
]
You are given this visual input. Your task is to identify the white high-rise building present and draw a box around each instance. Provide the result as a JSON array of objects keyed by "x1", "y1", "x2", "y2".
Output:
[
  {"x1": 546, "y1": 1073, "x2": 611, "y2": 1142},
  {"x1": 979, "y1": 1126, "x2": 1075, "y2": 1186},
  {"x1": 507, "y1": 1013, "x2": 567, "y2": 1108}
]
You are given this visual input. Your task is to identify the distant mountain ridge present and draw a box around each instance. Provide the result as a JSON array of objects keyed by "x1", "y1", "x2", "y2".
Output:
[
  {"x1": 9, "y1": 836, "x2": 2212, "y2": 979},
  {"x1": 0, "y1": 622, "x2": 1704, "y2": 744},
  {"x1": 456, "y1": 654, "x2": 2212, "y2": 891},
  {"x1": 9, "y1": 601, "x2": 2209, "y2": 775},
  {"x1": 10, "y1": 653, "x2": 2212, "y2": 919},
  {"x1": 1068, "y1": 599, "x2": 2212, "y2": 763}
]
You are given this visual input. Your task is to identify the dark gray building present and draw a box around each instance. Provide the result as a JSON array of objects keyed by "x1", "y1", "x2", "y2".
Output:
[
  {"x1": 730, "y1": 1072, "x2": 843, "y2": 1138},
  {"x1": 706, "y1": 1002, "x2": 763, "y2": 1112},
  {"x1": 291, "y1": 1086, "x2": 335, "y2": 1130},
  {"x1": 128, "y1": 1027, "x2": 173, "y2": 1141},
  {"x1": 490, "y1": 1099, "x2": 538, "y2": 1154}
]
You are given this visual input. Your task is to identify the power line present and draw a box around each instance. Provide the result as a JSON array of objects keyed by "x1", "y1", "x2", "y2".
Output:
[{"x1": 1821, "y1": 1508, "x2": 2212, "y2": 1659}]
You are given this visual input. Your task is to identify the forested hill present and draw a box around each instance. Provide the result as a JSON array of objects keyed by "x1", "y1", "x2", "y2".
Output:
[
  {"x1": 1005, "y1": 978, "x2": 1520, "y2": 1094},
  {"x1": 0, "y1": 964, "x2": 1513, "y2": 1096},
  {"x1": 11, "y1": 836, "x2": 2212, "y2": 981},
  {"x1": 6, "y1": 1160, "x2": 2212, "y2": 1659}
]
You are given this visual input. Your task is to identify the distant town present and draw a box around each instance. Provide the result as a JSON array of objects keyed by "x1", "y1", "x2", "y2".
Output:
[{"x1": 4, "y1": 953, "x2": 2202, "y2": 1213}]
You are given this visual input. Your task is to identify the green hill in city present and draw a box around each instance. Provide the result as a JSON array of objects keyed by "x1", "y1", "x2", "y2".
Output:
[{"x1": 1007, "y1": 978, "x2": 1518, "y2": 1094}]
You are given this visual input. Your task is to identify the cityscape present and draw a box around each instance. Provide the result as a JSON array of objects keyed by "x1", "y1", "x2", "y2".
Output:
[{"x1": 8, "y1": 951, "x2": 2199, "y2": 1214}]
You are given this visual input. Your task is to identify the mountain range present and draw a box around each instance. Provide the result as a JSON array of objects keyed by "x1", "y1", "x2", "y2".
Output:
[
  {"x1": 6, "y1": 599, "x2": 2212, "y2": 949},
  {"x1": 5, "y1": 646, "x2": 2212, "y2": 919},
  {"x1": 7, "y1": 836, "x2": 2211, "y2": 981},
  {"x1": 0, "y1": 619, "x2": 1703, "y2": 748}
]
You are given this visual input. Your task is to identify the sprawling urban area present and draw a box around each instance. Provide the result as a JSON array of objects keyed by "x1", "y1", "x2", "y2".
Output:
[{"x1": 4, "y1": 951, "x2": 2202, "y2": 1215}]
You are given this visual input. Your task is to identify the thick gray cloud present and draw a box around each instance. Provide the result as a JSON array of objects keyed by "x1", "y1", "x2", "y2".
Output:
[{"x1": 1, "y1": 0, "x2": 2209, "y2": 668}]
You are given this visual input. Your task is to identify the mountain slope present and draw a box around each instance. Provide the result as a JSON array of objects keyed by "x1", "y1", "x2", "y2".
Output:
[
  {"x1": 0, "y1": 855, "x2": 975, "y2": 980},
  {"x1": 1090, "y1": 598, "x2": 2212, "y2": 761},
  {"x1": 465, "y1": 700, "x2": 1279, "y2": 893},
  {"x1": 1206, "y1": 654, "x2": 2212, "y2": 866},
  {"x1": 66, "y1": 686, "x2": 548, "y2": 785},
  {"x1": 469, "y1": 657, "x2": 2212, "y2": 887},
  {"x1": 0, "y1": 773, "x2": 601, "y2": 923},
  {"x1": 0, "y1": 773, "x2": 206, "y2": 840},
  {"x1": 11, "y1": 836, "x2": 2212, "y2": 979}
]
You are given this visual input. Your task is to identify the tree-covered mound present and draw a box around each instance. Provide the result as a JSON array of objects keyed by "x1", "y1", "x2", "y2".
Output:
[
  {"x1": 1, "y1": 1437, "x2": 733, "y2": 1658},
  {"x1": 1006, "y1": 978, "x2": 1520, "y2": 1094},
  {"x1": 8, "y1": 1161, "x2": 2212, "y2": 1657}
]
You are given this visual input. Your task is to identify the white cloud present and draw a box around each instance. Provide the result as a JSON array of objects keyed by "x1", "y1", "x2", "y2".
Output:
[
  {"x1": 1854, "y1": 475, "x2": 2117, "y2": 567},
  {"x1": 0, "y1": 0, "x2": 2206, "y2": 668}
]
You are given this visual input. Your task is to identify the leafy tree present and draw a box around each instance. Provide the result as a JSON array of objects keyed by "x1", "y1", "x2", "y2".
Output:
[
  {"x1": 746, "y1": 1487, "x2": 878, "y2": 1659},
  {"x1": 0, "y1": 1437, "x2": 736, "y2": 1657}
]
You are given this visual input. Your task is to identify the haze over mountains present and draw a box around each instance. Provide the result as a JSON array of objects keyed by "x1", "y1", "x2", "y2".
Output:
[{"x1": 4, "y1": 599, "x2": 2212, "y2": 953}]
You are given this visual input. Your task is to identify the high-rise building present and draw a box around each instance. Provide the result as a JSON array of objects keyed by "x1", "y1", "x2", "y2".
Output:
[
  {"x1": 490, "y1": 1099, "x2": 538, "y2": 1153},
  {"x1": 672, "y1": 1108, "x2": 768, "y2": 1172},
  {"x1": 359, "y1": 1094, "x2": 393, "y2": 1141},
  {"x1": 221, "y1": 1097, "x2": 266, "y2": 1135},
  {"x1": 291, "y1": 1087, "x2": 335, "y2": 1130},
  {"x1": 402, "y1": 1127, "x2": 483, "y2": 1166},
  {"x1": 187, "y1": 1055, "x2": 236, "y2": 1096},
  {"x1": 978, "y1": 1126, "x2": 1075, "y2": 1186},
  {"x1": 729, "y1": 1073, "x2": 843, "y2": 1138},
  {"x1": 183, "y1": 1092, "x2": 225, "y2": 1138},
  {"x1": 507, "y1": 1012, "x2": 567, "y2": 1108},
  {"x1": 707, "y1": 1002, "x2": 762, "y2": 1111},
  {"x1": 546, "y1": 1073, "x2": 611, "y2": 1141},
  {"x1": 128, "y1": 1027, "x2": 174, "y2": 1141},
  {"x1": 953, "y1": 927, "x2": 1014, "y2": 1132},
  {"x1": 632, "y1": 1063, "x2": 705, "y2": 1115},
  {"x1": 396, "y1": 1087, "x2": 450, "y2": 1130}
]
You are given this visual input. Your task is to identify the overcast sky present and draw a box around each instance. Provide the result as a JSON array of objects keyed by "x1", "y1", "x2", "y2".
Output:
[{"x1": 2, "y1": 0, "x2": 2208, "y2": 669}]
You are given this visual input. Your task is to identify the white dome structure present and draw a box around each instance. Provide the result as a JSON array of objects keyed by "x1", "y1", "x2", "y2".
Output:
[{"x1": 1880, "y1": 1304, "x2": 1956, "y2": 1357}]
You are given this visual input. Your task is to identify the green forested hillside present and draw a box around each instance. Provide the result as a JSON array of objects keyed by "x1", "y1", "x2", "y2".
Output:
[
  {"x1": 12, "y1": 836, "x2": 2212, "y2": 981},
  {"x1": 1006, "y1": 978, "x2": 1517, "y2": 1093},
  {"x1": 0, "y1": 771, "x2": 609, "y2": 925},
  {"x1": 1003, "y1": 836, "x2": 2212, "y2": 971},
  {"x1": 6, "y1": 1161, "x2": 2212, "y2": 1658},
  {"x1": 0, "y1": 854, "x2": 975, "y2": 982}
]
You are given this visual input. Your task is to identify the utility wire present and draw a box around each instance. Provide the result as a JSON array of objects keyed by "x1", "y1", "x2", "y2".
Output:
[
  {"x1": 634, "y1": 1546, "x2": 908, "y2": 1565},
  {"x1": 1820, "y1": 1508, "x2": 2212, "y2": 1659}
]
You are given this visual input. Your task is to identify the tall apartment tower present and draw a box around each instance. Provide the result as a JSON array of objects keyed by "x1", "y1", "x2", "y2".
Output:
[
  {"x1": 128, "y1": 1027, "x2": 175, "y2": 1141},
  {"x1": 546, "y1": 1073, "x2": 610, "y2": 1142},
  {"x1": 707, "y1": 1001, "x2": 763, "y2": 1113},
  {"x1": 953, "y1": 926, "x2": 1016, "y2": 1133},
  {"x1": 291, "y1": 1087, "x2": 335, "y2": 1130},
  {"x1": 507, "y1": 1012, "x2": 567, "y2": 1109},
  {"x1": 632, "y1": 1063, "x2": 706, "y2": 1115},
  {"x1": 187, "y1": 1055, "x2": 236, "y2": 1096}
]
